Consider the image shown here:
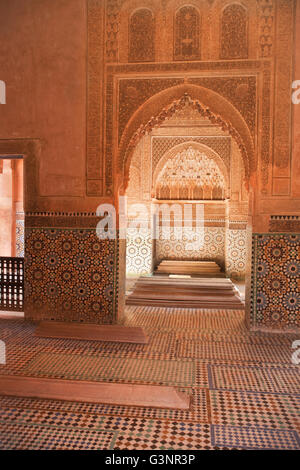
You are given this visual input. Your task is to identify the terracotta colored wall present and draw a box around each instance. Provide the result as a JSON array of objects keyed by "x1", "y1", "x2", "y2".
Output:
[
  {"x1": 247, "y1": 0, "x2": 300, "y2": 333},
  {"x1": 250, "y1": 0, "x2": 299, "y2": 233},
  {"x1": 292, "y1": 0, "x2": 300, "y2": 197},
  {"x1": 0, "y1": 0, "x2": 87, "y2": 210}
]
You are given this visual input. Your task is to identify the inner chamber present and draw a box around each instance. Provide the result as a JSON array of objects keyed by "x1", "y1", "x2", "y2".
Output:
[{"x1": 125, "y1": 103, "x2": 249, "y2": 287}]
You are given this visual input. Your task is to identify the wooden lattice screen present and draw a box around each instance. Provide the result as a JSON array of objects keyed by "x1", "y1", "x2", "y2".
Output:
[{"x1": 0, "y1": 257, "x2": 24, "y2": 311}]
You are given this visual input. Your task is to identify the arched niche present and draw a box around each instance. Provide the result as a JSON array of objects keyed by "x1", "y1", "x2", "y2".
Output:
[
  {"x1": 163, "y1": 0, "x2": 205, "y2": 62},
  {"x1": 128, "y1": 8, "x2": 155, "y2": 62},
  {"x1": 118, "y1": 0, "x2": 161, "y2": 63},
  {"x1": 220, "y1": 3, "x2": 248, "y2": 59},
  {"x1": 118, "y1": 84, "x2": 255, "y2": 193},
  {"x1": 209, "y1": 0, "x2": 257, "y2": 60},
  {"x1": 152, "y1": 141, "x2": 230, "y2": 199},
  {"x1": 174, "y1": 4, "x2": 201, "y2": 60}
]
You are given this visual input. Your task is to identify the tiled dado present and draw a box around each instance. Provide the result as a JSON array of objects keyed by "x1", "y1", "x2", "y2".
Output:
[
  {"x1": 16, "y1": 218, "x2": 25, "y2": 258},
  {"x1": 24, "y1": 214, "x2": 119, "y2": 324},
  {"x1": 156, "y1": 226, "x2": 226, "y2": 271},
  {"x1": 251, "y1": 233, "x2": 300, "y2": 331},
  {"x1": 225, "y1": 229, "x2": 247, "y2": 280},
  {"x1": 126, "y1": 228, "x2": 153, "y2": 276}
]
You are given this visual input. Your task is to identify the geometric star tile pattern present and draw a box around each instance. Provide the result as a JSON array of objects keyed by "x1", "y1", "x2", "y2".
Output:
[
  {"x1": 251, "y1": 233, "x2": 300, "y2": 330},
  {"x1": 0, "y1": 306, "x2": 299, "y2": 450},
  {"x1": 25, "y1": 228, "x2": 118, "y2": 323}
]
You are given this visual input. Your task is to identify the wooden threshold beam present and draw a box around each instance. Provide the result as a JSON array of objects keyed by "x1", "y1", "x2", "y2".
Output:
[
  {"x1": 0, "y1": 375, "x2": 190, "y2": 410},
  {"x1": 35, "y1": 322, "x2": 148, "y2": 344}
]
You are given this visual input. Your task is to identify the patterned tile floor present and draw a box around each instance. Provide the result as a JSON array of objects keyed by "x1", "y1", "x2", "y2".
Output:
[{"x1": 0, "y1": 306, "x2": 299, "y2": 450}]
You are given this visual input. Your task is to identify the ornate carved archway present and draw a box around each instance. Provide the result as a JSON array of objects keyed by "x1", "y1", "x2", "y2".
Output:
[
  {"x1": 118, "y1": 84, "x2": 255, "y2": 192},
  {"x1": 152, "y1": 141, "x2": 230, "y2": 199}
]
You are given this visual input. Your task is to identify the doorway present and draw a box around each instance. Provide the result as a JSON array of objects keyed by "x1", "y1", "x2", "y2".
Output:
[
  {"x1": 123, "y1": 103, "x2": 249, "y2": 309},
  {"x1": 0, "y1": 156, "x2": 24, "y2": 313}
]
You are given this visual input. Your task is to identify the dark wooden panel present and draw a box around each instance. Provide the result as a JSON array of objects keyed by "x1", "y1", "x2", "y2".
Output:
[{"x1": 0, "y1": 257, "x2": 24, "y2": 312}]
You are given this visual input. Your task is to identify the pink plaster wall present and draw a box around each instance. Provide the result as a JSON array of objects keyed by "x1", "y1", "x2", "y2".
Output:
[
  {"x1": 0, "y1": 0, "x2": 87, "y2": 203},
  {"x1": 292, "y1": 0, "x2": 300, "y2": 197}
]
